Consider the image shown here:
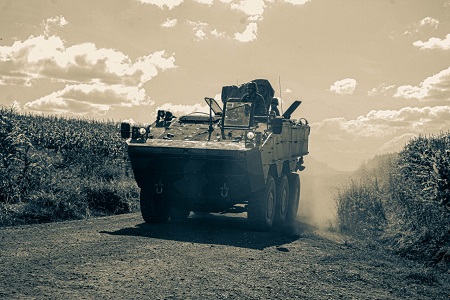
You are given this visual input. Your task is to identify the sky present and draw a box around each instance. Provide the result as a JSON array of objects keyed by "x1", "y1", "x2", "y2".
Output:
[{"x1": 1, "y1": 0, "x2": 450, "y2": 171}]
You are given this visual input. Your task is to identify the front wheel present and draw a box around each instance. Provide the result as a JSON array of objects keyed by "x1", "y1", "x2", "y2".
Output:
[
  {"x1": 248, "y1": 175, "x2": 276, "y2": 231},
  {"x1": 140, "y1": 187, "x2": 170, "y2": 223}
]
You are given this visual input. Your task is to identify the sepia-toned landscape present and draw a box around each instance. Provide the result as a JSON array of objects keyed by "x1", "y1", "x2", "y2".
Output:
[{"x1": 1, "y1": 0, "x2": 450, "y2": 299}]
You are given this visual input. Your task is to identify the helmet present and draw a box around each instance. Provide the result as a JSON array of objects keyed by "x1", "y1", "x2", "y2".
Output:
[
  {"x1": 271, "y1": 98, "x2": 279, "y2": 105},
  {"x1": 246, "y1": 81, "x2": 257, "y2": 92}
]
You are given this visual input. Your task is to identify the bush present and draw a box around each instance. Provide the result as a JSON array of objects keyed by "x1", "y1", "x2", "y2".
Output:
[
  {"x1": 335, "y1": 134, "x2": 450, "y2": 264},
  {"x1": 0, "y1": 106, "x2": 140, "y2": 226}
]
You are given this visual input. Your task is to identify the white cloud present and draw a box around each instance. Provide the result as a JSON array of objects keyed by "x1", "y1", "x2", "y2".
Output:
[
  {"x1": 329, "y1": 78, "x2": 357, "y2": 95},
  {"x1": 284, "y1": 88, "x2": 292, "y2": 93},
  {"x1": 315, "y1": 106, "x2": 450, "y2": 138},
  {"x1": 11, "y1": 101, "x2": 22, "y2": 111},
  {"x1": 283, "y1": 0, "x2": 311, "y2": 4},
  {"x1": 43, "y1": 15, "x2": 68, "y2": 37},
  {"x1": 394, "y1": 66, "x2": 450, "y2": 101},
  {"x1": 234, "y1": 22, "x2": 258, "y2": 42},
  {"x1": 194, "y1": 0, "x2": 214, "y2": 5},
  {"x1": 312, "y1": 105, "x2": 450, "y2": 170},
  {"x1": 419, "y1": 17, "x2": 440, "y2": 28},
  {"x1": 195, "y1": 29, "x2": 207, "y2": 40},
  {"x1": 156, "y1": 103, "x2": 209, "y2": 116},
  {"x1": 136, "y1": 0, "x2": 183, "y2": 10},
  {"x1": 0, "y1": 35, "x2": 176, "y2": 87},
  {"x1": 24, "y1": 83, "x2": 152, "y2": 115},
  {"x1": 404, "y1": 17, "x2": 439, "y2": 35},
  {"x1": 211, "y1": 29, "x2": 226, "y2": 38},
  {"x1": 367, "y1": 83, "x2": 396, "y2": 97},
  {"x1": 231, "y1": 0, "x2": 265, "y2": 20},
  {"x1": 161, "y1": 18, "x2": 178, "y2": 28},
  {"x1": 187, "y1": 20, "x2": 212, "y2": 41},
  {"x1": 413, "y1": 33, "x2": 450, "y2": 50}
]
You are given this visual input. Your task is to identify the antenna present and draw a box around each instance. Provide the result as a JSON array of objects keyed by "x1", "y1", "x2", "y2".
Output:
[{"x1": 278, "y1": 76, "x2": 283, "y2": 114}]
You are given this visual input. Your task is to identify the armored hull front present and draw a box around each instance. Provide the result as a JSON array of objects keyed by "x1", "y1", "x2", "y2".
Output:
[{"x1": 128, "y1": 139, "x2": 264, "y2": 211}]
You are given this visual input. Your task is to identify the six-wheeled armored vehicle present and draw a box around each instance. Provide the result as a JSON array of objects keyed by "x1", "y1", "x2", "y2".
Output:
[{"x1": 121, "y1": 79, "x2": 310, "y2": 231}]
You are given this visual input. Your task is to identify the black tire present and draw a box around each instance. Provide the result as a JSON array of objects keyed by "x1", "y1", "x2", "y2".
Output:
[
  {"x1": 248, "y1": 175, "x2": 276, "y2": 231},
  {"x1": 274, "y1": 174, "x2": 289, "y2": 226},
  {"x1": 286, "y1": 173, "x2": 300, "y2": 225},
  {"x1": 140, "y1": 187, "x2": 170, "y2": 223}
]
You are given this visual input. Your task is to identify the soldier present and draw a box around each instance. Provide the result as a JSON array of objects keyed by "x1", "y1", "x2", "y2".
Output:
[
  {"x1": 242, "y1": 81, "x2": 267, "y2": 115},
  {"x1": 271, "y1": 98, "x2": 280, "y2": 116}
]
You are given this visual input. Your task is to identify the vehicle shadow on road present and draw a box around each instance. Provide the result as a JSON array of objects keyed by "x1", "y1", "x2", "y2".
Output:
[{"x1": 101, "y1": 213, "x2": 315, "y2": 250}]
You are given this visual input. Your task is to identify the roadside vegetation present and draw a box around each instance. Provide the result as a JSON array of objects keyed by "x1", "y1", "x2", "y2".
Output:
[
  {"x1": 0, "y1": 106, "x2": 139, "y2": 226},
  {"x1": 335, "y1": 133, "x2": 450, "y2": 264}
]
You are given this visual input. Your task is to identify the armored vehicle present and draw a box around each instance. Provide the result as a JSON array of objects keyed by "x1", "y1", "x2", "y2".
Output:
[{"x1": 121, "y1": 79, "x2": 310, "y2": 231}]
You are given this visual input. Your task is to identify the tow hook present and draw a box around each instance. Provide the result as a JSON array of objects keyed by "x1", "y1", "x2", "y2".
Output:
[
  {"x1": 155, "y1": 180, "x2": 164, "y2": 194},
  {"x1": 220, "y1": 183, "x2": 229, "y2": 198}
]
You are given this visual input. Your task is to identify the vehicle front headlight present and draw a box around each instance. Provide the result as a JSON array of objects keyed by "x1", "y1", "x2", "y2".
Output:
[
  {"x1": 132, "y1": 126, "x2": 150, "y2": 139},
  {"x1": 246, "y1": 131, "x2": 255, "y2": 140}
]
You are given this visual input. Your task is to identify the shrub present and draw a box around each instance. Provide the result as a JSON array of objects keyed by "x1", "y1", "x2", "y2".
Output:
[
  {"x1": 335, "y1": 134, "x2": 450, "y2": 264},
  {"x1": 0, "y1": 106, "x2": 139, "y2": 226}
]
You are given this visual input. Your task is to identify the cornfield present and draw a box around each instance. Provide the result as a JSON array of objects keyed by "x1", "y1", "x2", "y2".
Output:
[
  {"x1": 0, "y1": 106, "x2": 139, "y2": 225},
  {"x1": 335, "y1": 133, "x2": 450, "y2": 264}
]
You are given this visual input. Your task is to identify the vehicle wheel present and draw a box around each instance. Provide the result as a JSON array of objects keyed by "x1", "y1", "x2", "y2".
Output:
[
  {"x1": 140, "y1": 187, "x2": 170, "y2": 223},
  {"x1": 286, "y1": 173, "x2": 300, "y2": 225},
  {"x1": 274, "y1": 174, "x2": 289, "y2": 226},
  {"x1": 170, "y1": 208, "x2": 191, "y2": 220},
  {"x1": 248, "y1": 175, "x2": 276, "y2": 231}
]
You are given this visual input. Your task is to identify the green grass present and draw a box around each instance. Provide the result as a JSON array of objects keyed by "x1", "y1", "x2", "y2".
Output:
[
  {"x1": 0, "y1": 106, "x2": 139, "y2": 226},
  {"x1": 335, "y1": 134, "x2": 450, "y2": 264}
]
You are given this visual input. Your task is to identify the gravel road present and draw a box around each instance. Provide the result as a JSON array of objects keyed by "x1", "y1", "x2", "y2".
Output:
[{"x1": 1, "y1": 213, "x2": 449, "y2": 299}]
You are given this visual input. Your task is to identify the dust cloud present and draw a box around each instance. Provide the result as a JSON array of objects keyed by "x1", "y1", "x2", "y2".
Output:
[{"x1": 297, "y1": 156, "x2": 352, "y2": 229}]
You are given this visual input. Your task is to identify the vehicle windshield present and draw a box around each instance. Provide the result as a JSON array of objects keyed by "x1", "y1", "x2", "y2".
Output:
[{"x1": 223, "y1": 101, "x2": 253, "y2": 128}]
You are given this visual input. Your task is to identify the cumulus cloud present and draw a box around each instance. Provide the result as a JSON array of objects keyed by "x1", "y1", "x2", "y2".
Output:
[
  {"x1": 24, "y1": 83, "x2": 152, "y2": 116},
  {"x1": 231, "y1": 0, "x2": 266, "y2": 21},
  {"x1": 283, "y1": 0, "x2": 311, "y2": 4},
  {"x1": 195, "y1": 29, "x2": 207, "y2": 40},
  {"x1": 234, "y1": 22, "x2": 258, "y2": 42},
  {"x1": 0, "y1": 35, "x2": 176, "y2": 87},
  {"x1": 43, "y1": 15, "x2": 68, "y2": 37},
  {"x1": 367, "y1": 83, "x2": 396, "y2": 97},
  {"x1": 413, "y1": 33, "x2": 450, "y2": 50},
  {"x1": 404, "y1": 17, "x2": 439, "y2": 35},
  {"x1": 156, "y1": 103, "x2": 209, "y2": 116},
  {"x1": 312, "y1": 105, "x2": 450, "y2": 170},
  {"x1": 394, "y1": 66, "x2": 450, "y2": 100},
  {"x1": 187, "y1": 20, "x2": 211, "y2": 41},
  {"x1": 136, "y1": 0, "x2": 183, "y2": 10},
  {"x1": 211, "y1": 29, "x2": 226, "y2": 38},
  {"x1": 329, "y1": 78, "x2": 357, "y2": 95},
  {"x1": 161, "y1": 18, "x2": 178, "y2": 28},
  {"x1": 194, "y1": 0, "x2": 214, "y2": 5}
]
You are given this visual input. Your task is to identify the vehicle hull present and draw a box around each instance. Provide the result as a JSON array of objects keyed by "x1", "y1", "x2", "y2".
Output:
[{"x1": 128, "y1": 140, "x2": 265, "y2": 211}]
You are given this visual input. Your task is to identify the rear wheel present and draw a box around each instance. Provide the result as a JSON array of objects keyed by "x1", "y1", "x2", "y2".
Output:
[
  {"x1": 140, "y1": 187, "x2": 170, "y2": 223},
  {"x1": 286, "y1": 173, "x2": 300, "y2": 225},
  {"x1": 274, "y1": 174, "x2": 289, "y2": 226},
  {"x1": 248, "y1": 175, "x2": 276, "y2": 231}
]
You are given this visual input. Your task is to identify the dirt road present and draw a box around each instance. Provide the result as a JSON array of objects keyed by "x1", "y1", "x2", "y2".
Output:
[{"x1": 1, "y1": 213, "x2": 449, "y2": 299}]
